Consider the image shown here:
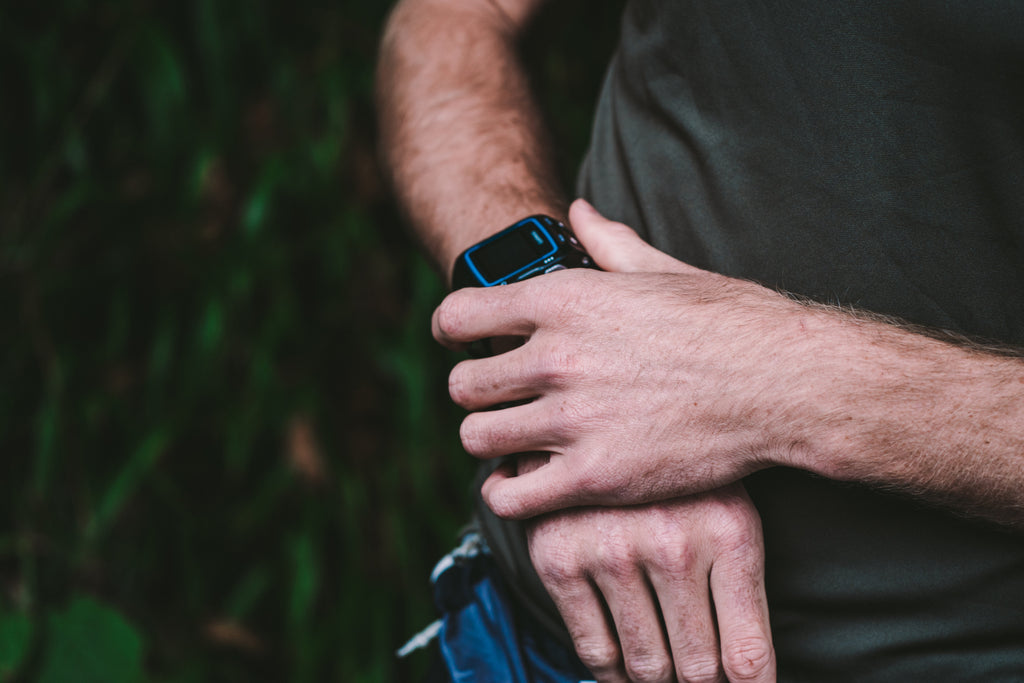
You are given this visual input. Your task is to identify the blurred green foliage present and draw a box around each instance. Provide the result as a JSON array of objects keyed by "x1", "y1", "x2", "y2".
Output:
[{"x1": 1, "y1": 1, "x2": 621, "y2": 680}]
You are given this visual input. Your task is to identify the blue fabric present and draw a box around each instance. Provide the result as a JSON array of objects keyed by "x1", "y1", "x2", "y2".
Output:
[{"x1": 431, "y1": 534, "x2": 593, "y2": 683}]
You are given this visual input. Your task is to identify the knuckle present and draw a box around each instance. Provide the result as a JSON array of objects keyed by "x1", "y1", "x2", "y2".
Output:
[
  {"x1": 706, "y1": 501, "x2": 762, "y2": 556},
  {"x1": 531, "y1": 549, "x2": 585, "y2": 591},
  {"x1": 594, "y1": 533, "x2": 637, "y2": 580},
  {"x1": 458, "y1": 416, "x2": 488, "y2": 456},
  {"x1": 434, "y1": 294, "x2": 465, "y2": 337},
  {"x1": 570, "y1": 458, "x2": 616, "y2": 499},
  {"x1": 625, "y1": 653, "x2": 674, "y2": 683},
  {"x1": 536, "y1": 344, "x2": 581, "y2": 385},
  {"x1": 713, "y1": 487, "x2": 759, "y2": 521},
  {"x1": 651, "y1": 535, "x2": 698, "y2": 576},
  {"x1": 483, "y1": 487, "x2": 518, "y2": 520},
  {"x1": 447, "y1": 363, "x2": 472, "y2": 406},
  {"x1": 481, "y1": 473, "x2": 527, "y2": 520},
  {"x1": 574, "y1": 637, "x2": 621, "y2": 673},
  {"x1": 539, "y1": 271, "x2": 586, "y2": 314},
  {"x1": 547, "y1": 397, "x2": 589, "y2": 441},
  {"x1": 677, "y1": 654, "x2": 725, "y2": 683},
  {"x1": 715, "y1": 519, "x2": 759, "y2": 556},
  {"x1": 722, "y1": 635, "x2": 775, "y2": 682}
]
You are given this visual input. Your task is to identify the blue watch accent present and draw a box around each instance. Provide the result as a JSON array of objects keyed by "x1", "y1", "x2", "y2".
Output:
[
  {"x1": 452, "y1": 215, "x2": 595, "y2": 290},
  {"x1": 463, "y1": 217, "x2": 559, "y2": 287}
]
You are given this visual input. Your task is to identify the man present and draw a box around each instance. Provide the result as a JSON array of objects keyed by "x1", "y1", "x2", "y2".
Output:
[{"x1": 378, "y1": 1, "x2": 1024, "y2": 681}]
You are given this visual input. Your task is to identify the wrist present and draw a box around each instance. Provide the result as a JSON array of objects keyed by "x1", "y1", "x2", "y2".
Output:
[
  {"x1": 767, "y1": 305, "x2": 921, "y2": 480},
  {"x1": 437, "y1": 206, "x2": 569, "y2": 287}
]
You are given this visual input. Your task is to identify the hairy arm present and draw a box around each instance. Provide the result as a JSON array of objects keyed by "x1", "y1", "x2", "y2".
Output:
[
  {"x1": 377, "y1": 0, "x2": 565, "y2": 279},
  {"x1": 436, "y1": 202, "x2": 1024, "y2": 530},
  {"x1": 790, "y1": 305, "x2": 1024, "y2": 528}
]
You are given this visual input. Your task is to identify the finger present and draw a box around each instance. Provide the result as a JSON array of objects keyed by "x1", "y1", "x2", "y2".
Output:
[
  {"x1": 538, "y1": 570, "x2": 629, "y2": 683},
  {"x1": 569, "y1": 199, "x2": 697, "y2": 275},
  {"x1": 515, "y1": 451, "x2": 550, "y2": 476},
  {"x1": 432, "y1": 286, "x2": 537, "y2": 348},
  {"x1": 447, "y1": 343, "x2": 548, "y2": 412},
  {"x1": 646, "y1": 554, "x2": 725, "y2": 683},
  {"x1": 593, "y1": 567, "x2": 675, "y2": 683},
  {"x1": 709, "y1": 543, "x2": 775, "y2": 682},
  {"x1": 480, "y1": 455, "x2": 589, "y2": 519},
  {"x1": 458, "y1": 399, "x2": 564, "y2": 459}
]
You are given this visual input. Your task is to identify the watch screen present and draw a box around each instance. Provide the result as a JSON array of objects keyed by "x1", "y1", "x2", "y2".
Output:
[{"x1": 472, "y1": 221, "x2": 553, "y2": 282}]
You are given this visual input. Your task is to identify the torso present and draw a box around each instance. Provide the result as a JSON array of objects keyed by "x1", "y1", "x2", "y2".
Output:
[{"x1": 577, "y1": 1, "x2": 1024, "y2": 678}]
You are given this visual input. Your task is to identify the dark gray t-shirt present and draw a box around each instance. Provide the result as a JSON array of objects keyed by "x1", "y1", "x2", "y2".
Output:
[{"x1": 572, "y1": 0, "x2": 1024, "y2": 679}]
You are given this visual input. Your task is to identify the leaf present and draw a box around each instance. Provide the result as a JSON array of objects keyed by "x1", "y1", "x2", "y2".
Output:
[
  {"x1": 86, "y1": 430, "x2": 168, "y2": 541},
  {"x1": 0, "y1": 611, "x2": 33, "y2": 676},
  {"x1": 241, "y1": 159, "x2": 285, "y2": 238},
  {"x1": 196, "y1": 297, "x2": 224, "y2": 356},
  {"x1": 224, "y1": 564, "x2": 271, "y2": 621},
  {"x1": 32, "y1": 362, "x2": 64, "y2": 498},
  {"x1": 134, "y1": 24, "x2": 188, "y2": 147},
  {"x1": 287, "y1": 533, "x2": 318, "y2": 630},
  {"x1": 38, "y1": 597, "x2": 145, "y2": 683}
]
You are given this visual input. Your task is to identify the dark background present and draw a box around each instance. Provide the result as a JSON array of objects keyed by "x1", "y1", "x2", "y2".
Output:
[{"x1": 0, "y1": 1, "x2": 621, "y2": 680}]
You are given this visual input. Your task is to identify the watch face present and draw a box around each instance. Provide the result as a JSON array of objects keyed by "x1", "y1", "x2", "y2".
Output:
[
  {"x1": 468, "y1": 218, "x2": 556, "y2": 285},
  {"x1": 453, "y1": 215, "x2": 594, "y2": 289}
]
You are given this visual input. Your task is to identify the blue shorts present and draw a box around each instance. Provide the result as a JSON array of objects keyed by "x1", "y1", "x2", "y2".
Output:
[{"x1": 400, "y1": 532, "x2": 594, "y2": 683}]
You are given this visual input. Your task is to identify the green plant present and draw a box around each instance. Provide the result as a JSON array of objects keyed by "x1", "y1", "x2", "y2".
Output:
[{"x1": 0, "y1": 1, "x2": 620, "y2": 679}]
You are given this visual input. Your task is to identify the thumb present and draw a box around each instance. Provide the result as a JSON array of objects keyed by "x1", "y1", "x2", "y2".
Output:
[{"x1": 568, "y1": 199, "x2": 695, "y2": 274}]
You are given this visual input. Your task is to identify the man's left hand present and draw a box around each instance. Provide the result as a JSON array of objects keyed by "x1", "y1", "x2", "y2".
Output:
[{"x1": 525, "y1": 480, "x2": 776, "y2": 683}]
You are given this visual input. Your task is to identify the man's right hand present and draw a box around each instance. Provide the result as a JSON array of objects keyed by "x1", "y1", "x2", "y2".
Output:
[{"x1": 526, "y1": 480, "x2": 775, "y2": 683}]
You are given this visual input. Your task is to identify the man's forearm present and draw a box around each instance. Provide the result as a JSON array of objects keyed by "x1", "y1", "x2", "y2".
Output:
[
  {"x1": 788, "y1": 307, "x2": 1024, "y2": 527},
  {"x1": 377, "y1": 0, "x2": 564, "y2": 279},
  {"x1": 436, "y1": 203, "x2": 1024, "y2": 529}
]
